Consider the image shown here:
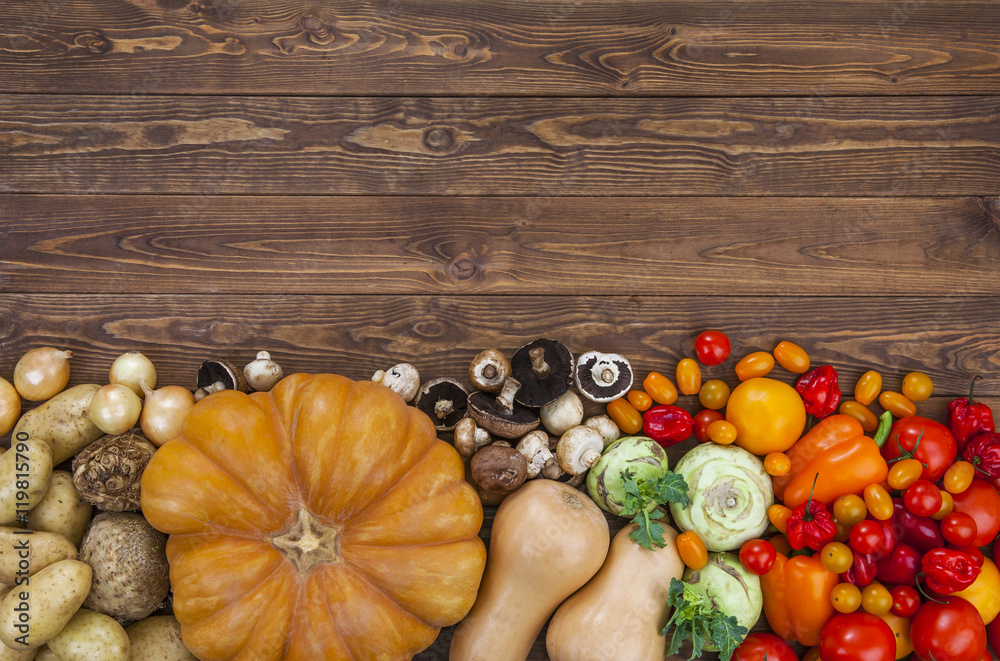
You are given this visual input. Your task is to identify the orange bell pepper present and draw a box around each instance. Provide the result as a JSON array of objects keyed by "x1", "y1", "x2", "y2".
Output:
[
  {"x1": 760, "y1": 544, "x2": 840, "y2": 647},
  {"x1": 771, "y1": 414, "x2": 863, "y2": 500},
  {"x1": 782, "y1": 434, "x2": 889, "y2": 508}
]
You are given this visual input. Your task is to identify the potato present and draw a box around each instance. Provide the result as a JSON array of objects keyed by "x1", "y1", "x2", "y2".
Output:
[
  {"x1": 0, "y1": 558, "x2": 92, "y2": 650},
  {"x1": 0, "y1": 528, "x2": 77, "y2": 585},
  {"x1": 0, "y1": 641, "x2": 37, "y2": 660},
  {"x1": 26, "y1": 473, "x2": 91, "y2": 547},
  {"x1": 34, "y1": 646, "x2": 58, "y2": 660},
  {"x1": 46, "y1": 609, "x2": 129, "y2": 661},
  {"x1": 126, "y1": 615, "x2": 197, "y2": 661},
  {"x1": 0, "y1": 440, "x2": 53, "y2": 526},
  {"x1": 11, "y1": 385, "x2": 103, "y2": 465}
]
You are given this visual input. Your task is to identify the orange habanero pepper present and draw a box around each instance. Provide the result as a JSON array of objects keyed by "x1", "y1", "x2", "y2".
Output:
[
  {"x1": 771, "y1": 414, "x2": 864, "y2": 501},
  {"x1": 760, "y1": 540, "x2": 840, "y2": 648}
]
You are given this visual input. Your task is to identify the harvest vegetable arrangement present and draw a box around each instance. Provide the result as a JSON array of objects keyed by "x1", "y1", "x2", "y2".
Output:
[{"x1": 0, "y1": 336, "x2": 998, "y2": 661}]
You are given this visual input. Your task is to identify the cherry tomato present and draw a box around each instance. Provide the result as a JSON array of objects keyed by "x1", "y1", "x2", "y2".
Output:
[
  {"x1": 626, "y1": 389, "x2": 652, "y2": 412},
  {"x1": 864, "y1": 484, "x2": 894, "y2": 521},
  {"x1": 882, "y1": 416, "x2": 958, "y2": 482},
  {"x1": 733, "y1": 632, "x2": 799, "y2": 661},
  {"x1": 840, "y1": 400, "x2": 879, "y2": 433},
  {"x1": 698, "y1": 379, "x2": 731, "y2": 410},
  {"x1": 821, "y1": 542, "x2": 855, "y2": 574},
  {"x1": 833, "y1": 494, "x2": 868, "y2": 528},
  {"x1": 831, "y1": 583, "x2": 862, "y2": 613},
  {"x1": 944, "y1": 460, "x2": 976, "y2": 494},
  {"x1": 675, "y1": 358, "x2": 702, "y2": 396},
  {"x1": 764, "y1": 451, "x2": 791, "y2": 477},
  {"x1": 911, "y1": 595, "x2": 987, "y2": 661},
  {"x1": 642, "y1": 371, "x2": 678, "y2": 405},
  {"x1": 879, "y1": 391, "x2": 917, "y2": 418},
  {"x1": 606, "y1": 397, "x2": 643, "y2": 435},
  {"x1": 773, "y1": 340, "x2": 810, "y2": 374},
  {"x1": 834, "y1": 521, "x2": 850, "y2": 544},
  {"x1": 820, "y1": 612, "x2": 896, "y2": 661},
  {"x1": 887, "y1": 458, "x2": 923, "y2": 490},
  {"x1": 951, "y1": 479, "x2": 1000, "y2": 547},
  {"x1": 941, "y1": 511, "x2": 979, "y2": 547},
  {"x1": 677, "y1": 531, "x2": 708, "y2": 570},
  {"x1": 855, "y1": 371, "x2": 883, "y2": 406},
  {"x1": 707, "y1": 419, "x2": 737, "y2": 445},
  {"x1": 889, "y1": 584, "x2": 920, "y2": 617},
  {"x1": 694, "y1": 330, "x2": 731, "y2": 366},
  {"x1": 735, "y1": 351, "x2": 775, "y2": 381},
  {"x1": 692, "y1": 409, "x2": 724, "y2": 443},
  {"x1": 902, "y1": 371, "x2": 933, "y2": 402},
  {"x1": 903, "y1": 479, "x2": 943, "y2": 517},
  {"x1": 739, "y1": 539, "x2": 776, "y2": 576},
  {"x1": 768, "y1": 504, "x2": 792, "y2": 533},
  {"x1": 850, "y1": 520, "x2": 884, "y2": 555},
  {"x1": 861, "y1": 583, "x2": 892, "y2": 616},
  {"x1": 933, "y1": 490, "x2": 954, "y2": 520},
  {"x1": 879, "y1": 611, "x2": 914, "y2": 660}
]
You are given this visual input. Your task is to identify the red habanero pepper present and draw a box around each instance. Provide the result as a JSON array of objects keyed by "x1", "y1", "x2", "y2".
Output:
[
  {"x1": 964, "y1": 433, "x2": 1000, "y2": 481},
  {"x1": 948, "y1": 377, "x2": 995, "y2": 451},
  {"x1": 642, "y1": 404, "x2": 694, "y2": 448},
  {"x1": 795, "y1": 365, "x2": 842, "y2": 420},
  {"x1": 921, "y1": 548, "x2": 982, "y2": 594},
  {"x1": 786, "y1": 477, "x2": 838, "y2": 551}
]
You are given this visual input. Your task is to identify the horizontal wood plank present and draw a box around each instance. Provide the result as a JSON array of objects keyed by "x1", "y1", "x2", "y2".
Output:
[
  {"x1": 2, "y1": 95, "x2": 998, "y2": 196},
  {"x1": 2, "y1": 195, "x2": 999, "y2": 296},
  {"x1": 1, "y1": 0, "x2": 997, "y2": 97}
]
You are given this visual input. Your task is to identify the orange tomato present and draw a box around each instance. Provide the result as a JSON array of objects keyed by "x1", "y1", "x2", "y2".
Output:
[
  {"x1": 943, "y1": 461, "x2": 976, "y2": 494},
  {"x1": 726, "y1": 377, "x2": 807, "y2": 455},
  {"x1": 839, "y1": 400, "x2": 879, "y2": 432},
  {"x1": 951, "y1": 558, "x2": 1000, "y2": 624},
  {"x1": 606, "y1": 398, "x2": 643, "y2": 435},
  {"x1": 735, "y1": 351, "x2": 775, "y2": 381},
  {"x1": 708, "y1": 420, "x2": 738, "y2": 445},
  {"x1": 773, "y1": 341, "x2": 810, "y2": 374},
  {"x1": 879, "y1": 391, "x2": 917, "y2": 418},
  {"x1": 902, "y1": 372, "x2": 933, "y2": 402},
  {"x1": 643, "y1": 372, "x2": 678, "y2": 405},
  {"x1": 768, "y1": 504, "x2": 793, "y2": 533},
  {"x1": 764, "y1": 452, "x2": 791, "y2": 477},
  {"x1": 864, "y1": 483, "x2": 894, "y2": 521},
  {"x1": 855, "y1": 371, "x2": 882, "y2": 406},
  {"x1": 626, "y1": 389, "x2": 652, "y2": 412},
  {"x1": 699, "y1": 379, "x2": 731, "y2": 410},
  {"x1": 675, "y1": 359, "x2": 702, "y2": 396},
  {"x1": 677, "y1": 531, "x2": 708, "y2": 570}
]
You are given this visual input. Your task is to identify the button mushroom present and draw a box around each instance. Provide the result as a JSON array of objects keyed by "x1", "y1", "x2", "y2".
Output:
[
  {"x1": 539, "y1": 389, "x2": 584, "y2": 436},
  {"x1": 468, "y1": 349, "x2": 511, "y2": 393},
  {"x1": 509, "y1": 339, "x2": 574, "y2": 408},
  {"x1": 470, "y1": 444, "x2": 527, "y2": 495},
  {"x1": 584, "y1": 414, "x2": 621, "y2": 448},
  {"x1": 516, "y1": 430, "x2": 556, "y2": 479},
  {"x1": 556, "y1": 425, "x2": 605, "y2": 475},
  {"x1": 467, "y1": 377, "x2": 540, "y2": 439},
  {"x1": 414, "y1": 377, "x2": 468, "y2": 431},
  {"x1": 372, "y1": 362, "x2": 421, "y2": 403},
  {"x1": 453, "y1": 417, "x2": 492, "y2": 459},
  {"x1": 194, "y1": 359, "x2": 247, "y2": 401},
  {"x1": 243, "y1": 351, "x2": 284, "y2": 392},
  {"x1": 574, "y1": 351, "x2": 634, "y2": 403}
]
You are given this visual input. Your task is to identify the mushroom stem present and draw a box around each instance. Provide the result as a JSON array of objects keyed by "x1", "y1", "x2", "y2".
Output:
[
  {"x1": 194, "y1": 380, "x2": 227, "y2": 402},
  {"x1": 482, "y1": 364, "x2": 497, "y2": 380},
  {"x1": 581, "y1": 449, "x2": 601, "y2": 468},
  {"x1": 434, "y1": 399, "x2": 454, "y2": 420},
  {"x1": 495, "y1": 378, "x2": 521, "y2": 414},
  {"x1": 529, "y1": 347, "x2": 550, "y2": 378}
]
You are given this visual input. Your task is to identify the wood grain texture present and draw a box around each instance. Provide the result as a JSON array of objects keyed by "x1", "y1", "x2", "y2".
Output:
[
  {"x1": 2, "y1": 0, "x2": 998, "y2": 97},
  {"x1": 2, "y1": 95, "x2": 998, "y2": 196},
  {"x1": 3, "y1": 195, "x2": 999, "y2": 296}
]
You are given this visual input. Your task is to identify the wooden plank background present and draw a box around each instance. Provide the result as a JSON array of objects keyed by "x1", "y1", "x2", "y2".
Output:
[{"x1": 1, "y1": 0, "x2": 999, "y2": 659}]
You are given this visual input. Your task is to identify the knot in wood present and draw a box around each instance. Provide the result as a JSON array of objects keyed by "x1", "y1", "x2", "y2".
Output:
[
  {"x1": 87, "y1": 37, "x2": 110, "y2": 54},
  {"x1": 448, "y1": 255, "x2": 478, "y2": 280},
  {"x1": 454, "y1": 44, "x2": 468, "y2": 57},
  {"x1": 424, "y1": 127, "x2": 455, "y2": 151}
]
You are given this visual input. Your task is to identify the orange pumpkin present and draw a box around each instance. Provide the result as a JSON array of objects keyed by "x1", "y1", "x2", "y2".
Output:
[{"x1": 140, "y1": 373, "x2": 487, "y2": 660}]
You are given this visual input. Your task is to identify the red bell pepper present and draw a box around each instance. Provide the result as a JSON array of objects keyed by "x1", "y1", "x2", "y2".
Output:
[
  {"x1": 948, "y1": 377, "x2": 995, "y2": 451},
  {"x1": 921, "y1": 548, "x2": 982, "y2": 594},
  {"x1": 795, "y1": 365, "x2": 842, "y2": 419},
  {"x1": 642, "y1": 404, "x2": 694, "y2": 448},
  {"x1": 964, "y1": 432, "x2": 1000, "y2": 480}
]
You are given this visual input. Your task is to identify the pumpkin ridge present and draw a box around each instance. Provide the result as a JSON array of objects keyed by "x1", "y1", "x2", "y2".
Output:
[
  {"x1": 339, "y1": 555, "x2": 438, "y2": 632},
  {"x1": 315, "y1": 568, "x2": 358, "y2": 661}
]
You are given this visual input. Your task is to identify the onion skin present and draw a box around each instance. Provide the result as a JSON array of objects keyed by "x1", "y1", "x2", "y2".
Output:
[
  {"x1": 0, "y1": 377, "x2": 20, "y2": 436},
  {"x1": 89, "y1": 384, "x2": 142, "y2": 436},
  {"x1": 109, "y1": 351, "x2": 157, "y2": 398},
  {"x1": 13, "y1": 347, "x2": 72, "y2": 401},
  {"x1": 139, "y1": 382, "x2": 195, "y2": 447}
]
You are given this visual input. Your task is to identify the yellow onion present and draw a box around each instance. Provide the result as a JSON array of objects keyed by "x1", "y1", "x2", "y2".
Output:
[
  {"x1": 88, "y1": 384, "x2": 142, "y2": 435},
  {"x1": 139, "y1": 380, "x2": 195, "y2": 446},
  {"x1": 109, "y1": 351, "x2": 157, "y2": 398},
  {"x1": 0, "y1": 377, "x2": 20, "y2": 436},
  {"x1": 13, "y1": 347, "x2": 72, "y2": 401}
]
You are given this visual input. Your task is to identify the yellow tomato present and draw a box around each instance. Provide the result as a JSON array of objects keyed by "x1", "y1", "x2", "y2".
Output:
[
  {"x1": 879, "y1": 611, "x2": 913, "y2": 660},
  {"x1": 951, "y1": 558, "x2": 1000, "y2": 624},
  {"x1": 726, "y1": 377, "x2": 807, "y2": 455}
]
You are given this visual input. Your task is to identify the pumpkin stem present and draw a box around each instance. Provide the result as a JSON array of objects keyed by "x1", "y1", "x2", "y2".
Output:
[{"x1": 271, "y1": 507, "x2": 341, "y2": 573}]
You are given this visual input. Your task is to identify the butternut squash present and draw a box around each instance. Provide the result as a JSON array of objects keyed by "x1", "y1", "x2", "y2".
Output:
[
  {"x1": 546, "y1": 523, "x2": 685, "y2": 661},
  {"x1": 450, "y1": 480, "x2": 609, "y2": 661}
]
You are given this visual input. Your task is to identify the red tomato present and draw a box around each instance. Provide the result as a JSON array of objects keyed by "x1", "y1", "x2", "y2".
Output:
[
  {"x1": 850, "y1": 520, "x2": 885, "y2": 555},
  {"x1": 911, "y1": 595, "x2": 987, "y2": 661},
  {"x1": 739, "y1": 539, "x2": 777, "y2": 576},
  {"x1": 889, "y1": 584, "x2": 920, "y2": 617},
  {"x1": 942, "y1": 512, "x2": 980, "y2": 547},
  {"x1": 694, "y1": 330, "x2": 731, "y2": 366},
  {"x1": 904, "y1": 479, "x2": 943, "y2": 517},
  {"x1": 692, "y1": 409, "x2": 724, "y2": 443},
  {"x1": 819, "y1": 612, "x2": 896, "y2": 661},
  {"x1": 733, "y1": 632, "x2": 798, "y2": 661},
  {"x1": 988, "y1": 611, "x2": 1000, "y2": 659},
  {"x1": 951, "y1": 479, "x2": 1000, "y2": 547},
  {"x1": 881, "y1": 416, "x2": 957, "y2": 482}
]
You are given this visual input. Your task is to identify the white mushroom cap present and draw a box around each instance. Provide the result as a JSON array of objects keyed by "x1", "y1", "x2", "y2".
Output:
[
  {"x1": 556, "y1": 425, "x2": 604, "y2": 475},
  {"x1": 584, "y1": 414, "x2": 621, "y2": 448},
  {"x1": 454, "y1": 417, "x2": 492, "y2": 459},
  {"x1": 539, "y1": 389, "x2": 584, "y2": 437},
  {"x1": 516, "y1": 430, "x2": 555, "y2": 479},
  {"x1": 372, "y1": 363, "x2": 421, "y2": 402}
]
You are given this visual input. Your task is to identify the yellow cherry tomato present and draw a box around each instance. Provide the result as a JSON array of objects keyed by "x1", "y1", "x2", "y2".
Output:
[
  {"x1": 764, "y1": 452, "x2": 791, "y2": 477},
  {"x1": 932, "y1": 491, "x2": 954, "y2": 520},
  {"x1": 862, "y1": 583, "x2": 893, "y2": 616},
  {"x1": 833, "y1": 494, "x2": 867, "y2": 528},
  {"x1": 643, "y1": 371, "x2": 678, "y2": 406},
  {"x1": 831, "y1": 583, "x2": 862, "y2": 613},
  {"x1": 839, "y1": 400, "x2": 879, "y2": 433},
  {"x1": 606, "y1": 398, "x2": 643, "y2": 435},
  {"x1": 698, "y1": 379, "x2": 731, "y2": 410},
  {"x1": 834, "y1": 521, "x2": 850, "y2": 543},
  {"x1": 626, "y1": 389, "x2": 652, "y2": 412},
  {"x1": 735, "y1": 351, "x2": 775, "y2": 381},
  {"x1": 943, "y1": 461, "x2": 976, "y2": 494},
  {"x1": 951, "y1": 558, "x2": 1000, "y2": 625},
  {"x1": 879, "y1": 391, "x2": 917, "y2": 418},
  {"x1": 773, "y1": 341, "x2": 810, "y2": 374},
  {"x1": 707, "y1": 420, "x2": 737, "y2": 445},
  {"x1": 887, "y1": 458, "x2": 924, "y2": 491},
  {"x1": 855, "y1": 371, "x2": 882, "y2": 406},
  {"x1": 675, "y1": 359, "x2": 702, "y2": 396},
  {"x1": 820, "y1": 542, "x2": 854, "y2": 574},
  {"x1": 677, "y1": 531, "x2": 708, "y2": 571},
  {"x1": 901, "y1": 372, "x2": 933, "y2": 402},
  {"x1": 879, "y1": 611, "x2": 913, "y2": 660},
  {"x1": 768, "y1": 504, "x2": 792, "y2": 533},
  {"x1": 864, "y1": 483, "x2": 894, "y2": 521},
  {"x1": 726, "y1": 377, "x2": 807, "y2": 455}
]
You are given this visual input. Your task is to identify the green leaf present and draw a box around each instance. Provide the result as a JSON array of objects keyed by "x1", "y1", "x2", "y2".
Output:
[
  {"x1": 661, "y1": 578, "x2": 748, "y2": 661},
  {"x1": 651, "y1": 471, "x2": 691, "y2": 508},
  {"x1": 618, "y1": 468, "x2": 691, "y2": 549},
  {"x1": 710, "y1": 614, "x2": 749, "y2": 661}
]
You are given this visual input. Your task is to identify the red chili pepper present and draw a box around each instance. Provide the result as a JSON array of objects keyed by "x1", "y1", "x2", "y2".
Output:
[
  {"x1": 920, "y1": 548, "x2": 982, "y2": 594},
  {"x1": 892, "y1": 499, "x2": 945, "y2": 553},
  {"x1": 963, "y1": 432, "x2": 1000, "y2": 480},
  {"x1": 795, "y1": 365, "x2": 842, "y2": 419},
  {"x1": 875, "y1": 542, "x2": 922, "y2": 586},
  {"x1": 947, "y1": 377, "x2": 995, "y2": 451},
  {"x1": 641, "y1": 404, "x2": 694, "y2": 448},
  {"x1": 785, "y1": 476, "x2": 838, "y2": 551},
  {"x1": 840, "y1": 551, "x2": 878, "y2": 587}
]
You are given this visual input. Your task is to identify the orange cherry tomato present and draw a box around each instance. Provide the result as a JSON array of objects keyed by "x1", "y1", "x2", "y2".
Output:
[
  {"x1": 833, "y1": 494, "x2": 867, "y2": 528},
  {"x1": 855, "y1": 371, "x2": 882, "y2": 406},
  {"x1": 820, "y1": 542, "x2": 854, "y2": 574},
  {"x1": 764, "y1": 452, "x2": 791, "y2": 477},
  {"x1": 902, "y1": 372, "x2": 933, "y2": 402},
  {"x1": 606, "y1": 398, "x2": 643, "y2": 435},
  {"x1": 839, "y1": 400, "x2": 879, "y2": 433},
  {"x1": 768, "y1": 504, "x2": 793, "y2": 533},
  {"x1": 831, "y1": 583, "x2": 862, "y2": 613},
  {"x1": 677, "y1": 531, "x2": 708, "y2": 570},
  {"x1": 861, "y1": 583, "x2": 893, "y2": 616},
  {"x1": 864, "y1": 483, "x2": 894, "y2": 521},
  {"x1": 626, "y1": 389, "x2": 652, "y2": 412},
  {"x1": 879, "y1": 391, "x2": 917, "y2": 418},
  {"x1": 735, "y1": 351, "x2": 776, "y2": 381},
  {"x1": 699, "y1": 379, "x2": 731, "y2": 410},
  {"x1": 708, "y1": 420, "x2": 738, "y2": 445},
  {"x1": 773, "y1": 341, "x2": 810, "y2": 374},
  {"x1": 887, "y1": 458, "x2": 924, "y2": 491},
  {"x1": 932, "y1": 491, "x2": 954, "y2": 520},
  {"x1": 643, "y1": 372, "x2": 678, "y2": 406},
  {"x1": 675, "y1": 359, "x2": 702, "y2": 396},
  {"x1": 943, "y1": 461, "x2": 976, "y2": 494}
]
